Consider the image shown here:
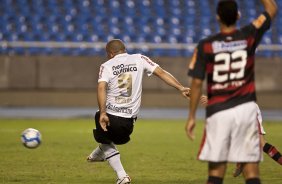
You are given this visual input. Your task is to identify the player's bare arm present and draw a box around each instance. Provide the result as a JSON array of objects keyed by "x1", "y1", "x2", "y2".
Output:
[
  {"x1": 253, "y1": 0, "x2": 278, "y2": 28},
  {"x1": 188, "y1": 65, "x2": 208, "y2": 107},
  {"x1": 153, "y1": 66, "x2": 190, "y2": 98},
  {"x1": 260, "y1": 0, "x2": 278, "y2": 19},
  {"x1": 97, "y1": 81, "x2": 110, "y2": 131},
  {"x1": 185, "y1": 78, "x2": 203, "y2": 140}
]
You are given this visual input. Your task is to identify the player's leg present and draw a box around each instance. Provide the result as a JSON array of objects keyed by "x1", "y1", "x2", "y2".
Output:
[
  {"x1": 100, "y1": 143, "x2": 131, "y2": 184},
  {"x1": 207, "y1": 162, "x2": 226, "y2": 184},
  {"x1": 233, "y1": 105, "x2": 264, "y2": 177},
  {"x1": 242, "y1": 162, "x2": 261, "y2": 184},
  {"x1": 100, "y1": 114, "x2": 131, "y2": 183},
  {"x1": 87, "y1": 111, "x2": 112, "y2": 162},
  {"x1": 90, "y1": 112, "x2": 133, "y2": 183},
  {"x1": 87, "y1": 145, "x2": 106, "y2": 162},
  {"x1": 230, "y1": 102, "x2": 262, "y2": 183},
  {"x1": 262, "y1": 141, "x2": 282, "y2": 165},
  {"x1": 198, "y1": 110, "x2": 234, "y2": 184}
]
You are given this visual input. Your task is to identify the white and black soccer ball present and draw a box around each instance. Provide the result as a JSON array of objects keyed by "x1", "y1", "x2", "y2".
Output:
[{"x1": 21, "y1": 128, "x2": 42, "y2": 149}]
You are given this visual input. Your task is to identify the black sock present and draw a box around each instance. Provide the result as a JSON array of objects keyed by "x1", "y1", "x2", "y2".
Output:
[
  {"x1": 246, "y1": 178, "x2": 261, "y2": 184},
  {"x1": 263, "y1": 142, "x2": 282, "y2": 165},
  {"x1": 207, "y1": 176, "x2": 223, "y2": 184}
]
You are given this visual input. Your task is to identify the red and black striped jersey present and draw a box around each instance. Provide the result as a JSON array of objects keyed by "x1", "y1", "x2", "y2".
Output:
[{"x1": 188, "y1": 12, "x2": 271, "y2": 117}]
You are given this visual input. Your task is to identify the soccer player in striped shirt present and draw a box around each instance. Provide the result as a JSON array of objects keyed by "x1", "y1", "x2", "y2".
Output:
[{"x1": 185, "y1": 0, "x2": 277, "y2": 184}]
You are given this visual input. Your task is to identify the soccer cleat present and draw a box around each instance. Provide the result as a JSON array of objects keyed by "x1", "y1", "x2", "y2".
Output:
[
  {"x1": 116, "y1": 175, "x2": 131, "y2": 184},
  {"x1": 86, "y1": 155, "x2": 106, "y2": 162},
  {"x1": 233, "y1": 163, "x2": 243, "y2": 177}
]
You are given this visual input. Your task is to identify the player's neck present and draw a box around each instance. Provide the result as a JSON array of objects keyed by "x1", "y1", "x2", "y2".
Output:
[{"x1": 220, "y1": 24, "x2": 237, "y2": 34}]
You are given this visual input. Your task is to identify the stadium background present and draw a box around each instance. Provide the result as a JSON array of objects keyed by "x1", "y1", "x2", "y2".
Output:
[
  {"x1": 0, "y1": 0, "x2": 281, "y2": 109},
  {"x1": 0, "y1": 1, "x2": 282, "y2": 183}
]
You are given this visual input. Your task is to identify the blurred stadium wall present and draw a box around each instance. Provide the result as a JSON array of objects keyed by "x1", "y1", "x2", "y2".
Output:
[
  {"x1": 0, "y1": 0, "x2": 281, "y2": 109},
  {"x1": 0, "y1": 56, "x2": 281, "y2": 109}
]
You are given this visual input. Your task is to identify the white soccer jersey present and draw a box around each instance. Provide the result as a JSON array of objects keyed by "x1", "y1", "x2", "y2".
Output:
[{"x1": 98, "y1": 53, "x2": 159, "y2": 118}]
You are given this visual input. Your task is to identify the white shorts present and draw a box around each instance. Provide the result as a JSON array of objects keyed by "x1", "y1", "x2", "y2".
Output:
[
  {"x1": 198, "y1": 102, "x2": 263, "y2": 163},
  {"x1": 255, "y1": 104, "x2": 266, "y2": 135}
]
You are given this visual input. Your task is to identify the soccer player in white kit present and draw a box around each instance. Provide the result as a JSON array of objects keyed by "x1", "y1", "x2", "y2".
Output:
[{"x1": 87, "y1": 39, "x2": 190, "y2": 184}]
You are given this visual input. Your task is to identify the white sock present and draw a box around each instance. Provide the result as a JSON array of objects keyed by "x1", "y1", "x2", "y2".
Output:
[
  {"x1": 89, "y1": 145, "x2": 105, "y2": 160},
  {"x1": 100, "y1": 143, "x2": 127, "y2": 179}
]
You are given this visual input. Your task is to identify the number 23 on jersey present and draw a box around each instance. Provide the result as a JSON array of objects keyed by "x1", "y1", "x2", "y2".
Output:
[{"x1": 213, "y1": 50, "x2": 247, "y2": 83}]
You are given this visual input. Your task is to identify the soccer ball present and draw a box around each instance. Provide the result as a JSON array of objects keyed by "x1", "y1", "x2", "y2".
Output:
[{"x1": 21, "y1": 128, "x2": 42, "y2": 149}]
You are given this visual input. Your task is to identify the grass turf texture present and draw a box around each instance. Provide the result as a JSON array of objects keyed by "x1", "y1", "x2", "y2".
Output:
[{"x1": 0, "y1": 119, "x2": 281, "y2": 184}]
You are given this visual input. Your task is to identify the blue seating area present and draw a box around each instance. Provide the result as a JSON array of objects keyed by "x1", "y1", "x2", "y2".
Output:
[{"x1": 0, "y1": 0, "x2": 281, "y2": 57}]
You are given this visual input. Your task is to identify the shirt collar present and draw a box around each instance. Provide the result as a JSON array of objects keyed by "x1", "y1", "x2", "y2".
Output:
[{"x1": 113, "y1": 53, "x2": 128, "y2": 58}]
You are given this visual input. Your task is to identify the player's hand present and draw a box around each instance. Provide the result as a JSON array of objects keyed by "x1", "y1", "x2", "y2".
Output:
[
  {"x1": 185, "y1": 117, "x2": 196, "y2": 140},
  {"x1": 99, "y1": 112, "x2": 110, "y2": 131},
  {"x1": 180, "y1": 87, "x2": 191, "y2": 99},
  {"x1": 200, "y1": 95, "x2": 208, "y2": 106}
]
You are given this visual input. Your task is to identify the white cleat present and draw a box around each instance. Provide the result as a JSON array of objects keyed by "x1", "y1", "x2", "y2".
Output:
[{"x1": 116, "y1": 175, "x2": 131, "y2": 184}]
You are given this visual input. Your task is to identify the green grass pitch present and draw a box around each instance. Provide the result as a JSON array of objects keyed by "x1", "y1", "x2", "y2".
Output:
[{"x1": 0, "y1": 119, "x2": 281, "y2": 184}]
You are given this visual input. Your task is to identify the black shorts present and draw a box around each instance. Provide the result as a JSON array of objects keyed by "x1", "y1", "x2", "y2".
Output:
[{"x1": 93, "y1": 111, "x2": 136, "y2": 145}]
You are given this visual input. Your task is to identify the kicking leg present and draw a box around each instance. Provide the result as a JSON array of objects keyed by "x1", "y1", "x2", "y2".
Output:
[
  {"x1": 87, "y1": 145, "x2": 106, "y2": 162},
  {"x1": 100, "y1": 143, "x2": 131, "y2": 184}
]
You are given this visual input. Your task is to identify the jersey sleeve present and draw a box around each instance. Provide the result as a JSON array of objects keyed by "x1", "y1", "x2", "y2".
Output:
[
  {"x1": 140, "y1": 55, "x2": 159, "y2": 76},
  {"x1": 98, "y1": 64, "x2": 111, "y2": 83},
  {"x1": 188, "y1": 41, "x2": 206, "y2": 80},
  {"x1": 252, "y1": 12, "x2": 272, "y2": 48}
]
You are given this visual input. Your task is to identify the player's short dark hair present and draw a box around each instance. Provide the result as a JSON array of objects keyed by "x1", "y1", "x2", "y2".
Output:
[{"x1": 217, "y1": 0, "x2": 238, "y2": 26}]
